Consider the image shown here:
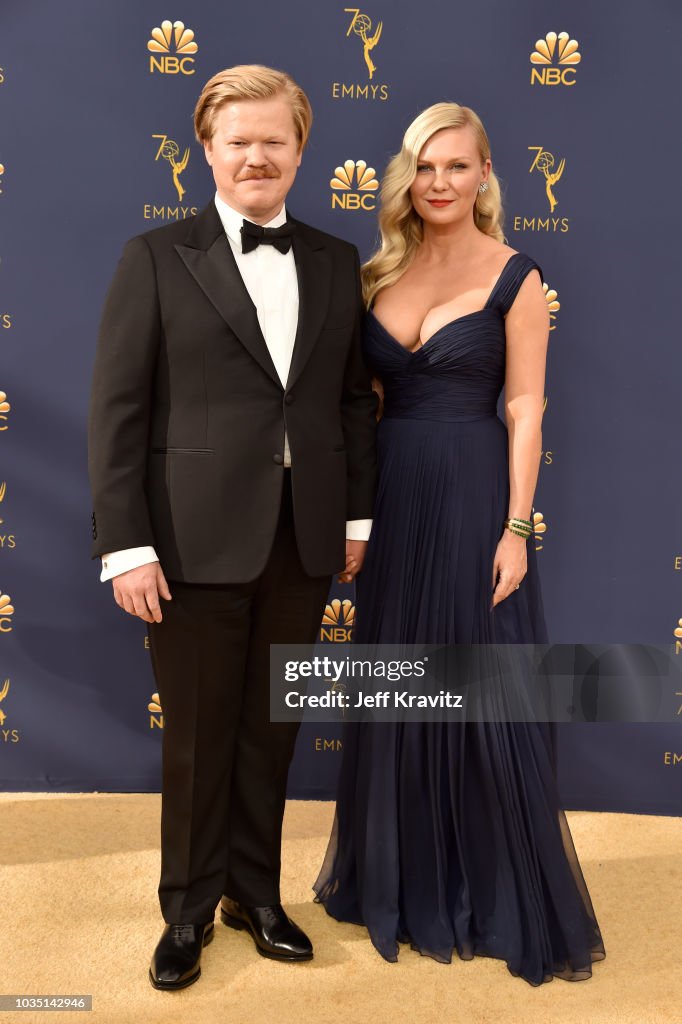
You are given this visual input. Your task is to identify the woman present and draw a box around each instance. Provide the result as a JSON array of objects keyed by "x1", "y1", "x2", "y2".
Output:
[{"x1": 314, "y1": 103, "x2": 606, "y2": 986}]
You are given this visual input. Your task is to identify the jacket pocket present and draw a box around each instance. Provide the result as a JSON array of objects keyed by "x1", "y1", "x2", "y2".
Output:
[{"x1": 151, "y1": 447, "x2": 214, "y2": 455}]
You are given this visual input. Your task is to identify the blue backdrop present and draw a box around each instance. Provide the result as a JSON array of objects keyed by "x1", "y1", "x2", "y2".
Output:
[{"x1": 1, "y1": 0, "x2": 680, "y2": 814}]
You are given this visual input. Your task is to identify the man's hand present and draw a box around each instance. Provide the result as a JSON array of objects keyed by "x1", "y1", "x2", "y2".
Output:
[
  {"x1": 337, "y1": 540, "x2": 368, "y2": 584},
  {"x1": 112, "y1": 562, "x2": 172, "y2": 623}
]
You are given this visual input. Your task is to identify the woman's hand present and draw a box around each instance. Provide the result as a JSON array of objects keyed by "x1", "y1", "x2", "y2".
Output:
[{"x1": 491, "y1": 531, "x2": 528, "y2": 607}]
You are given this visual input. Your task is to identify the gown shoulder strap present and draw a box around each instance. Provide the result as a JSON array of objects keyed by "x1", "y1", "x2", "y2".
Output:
[{"x1": 487, "y1": 253, "x2": 544, "y2": 316}]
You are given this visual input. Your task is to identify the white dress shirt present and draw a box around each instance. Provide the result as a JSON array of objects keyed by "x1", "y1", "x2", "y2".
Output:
[{"x1": 100, "y1": 194, "x2": 372, "y2": 581}]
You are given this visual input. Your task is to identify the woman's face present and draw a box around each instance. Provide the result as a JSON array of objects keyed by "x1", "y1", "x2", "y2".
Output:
[{"x1": 409, "y1": 125, "x2": 490, "y2": 228}]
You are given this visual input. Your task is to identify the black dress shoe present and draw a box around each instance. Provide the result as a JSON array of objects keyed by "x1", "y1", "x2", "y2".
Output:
[
  {"x1": 149, "y1": 921, "x2": 214, "y2": 990},
  {"x1": 220, "y1": 897, "x2": 313, "y2": 961}
]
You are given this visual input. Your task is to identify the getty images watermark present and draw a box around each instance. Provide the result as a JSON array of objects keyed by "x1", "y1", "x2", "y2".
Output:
[{"x1": 269, "y1": 644, "x2": 682, "y2": 723}]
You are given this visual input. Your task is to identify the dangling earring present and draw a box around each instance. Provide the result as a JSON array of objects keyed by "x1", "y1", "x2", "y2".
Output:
[{"x1": 478, "y1": 181, "x2": 489, "y2": 194}]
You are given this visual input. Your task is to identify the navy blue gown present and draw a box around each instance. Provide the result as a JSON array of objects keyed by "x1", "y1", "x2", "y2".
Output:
[{"x1": 313, "y1": 254, "x2": 606, "y2": 985}]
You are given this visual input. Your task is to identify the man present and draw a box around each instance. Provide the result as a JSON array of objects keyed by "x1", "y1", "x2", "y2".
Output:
[{"x1": 88, "y1": 65, "x2": 376, "y2": 991}]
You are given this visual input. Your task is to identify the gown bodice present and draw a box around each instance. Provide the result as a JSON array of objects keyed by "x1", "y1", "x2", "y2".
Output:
[{"x1": 363, "y1": 253, "x2": 543, "y2": 422}]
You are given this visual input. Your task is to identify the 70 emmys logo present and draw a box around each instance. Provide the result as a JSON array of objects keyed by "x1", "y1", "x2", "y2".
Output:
[
  {"x1": 530, "y1": 32, "x2": 581, "y2": 86},
  {"x1": 147, "y1": 20, "x2": 198, "y2": 75},
  {"x1": 0, "y1": 481, "x2": 15, "y2": 551},
  {"x1": 333, "y1": 8, "x2": 388, "y2": 101},
  {"x1": 0, "y1": 677, "x2": 18, "y2": 742}
]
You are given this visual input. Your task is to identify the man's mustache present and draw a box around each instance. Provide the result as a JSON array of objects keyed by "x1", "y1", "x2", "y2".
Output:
[{"x1": 236, "y1": 169, "x2": 280, "y2": 181}]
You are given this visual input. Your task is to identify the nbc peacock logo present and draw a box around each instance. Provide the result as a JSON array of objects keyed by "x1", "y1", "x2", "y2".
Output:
[
  {"x1": 0, "y1": 391, "x2": 10, "y2": 431},
  {"x1": 320, "y1": 598, "x2": 355, "y2": 642},
  {"x1": 330, "y1": 160, "x2": 379, "y2": 211},
  {"x1": 530, "y1": 31, "x2": 581, "y2": 86},
  {"x1": 532, "y1": 511, "x2": 547, "y2": 551},
  {"x1": 0, "y1": 161, "x2": 4, "y2": 194},
  {"x1": 674, "y1": 618, "x2": 682, "y2": 656},
  {"x1": 544, "y1": 283, "x2": 560, "y2": 330},
  {"x1": 0, "y1": 591, "x2": 14, "y2": 633},
  {"x1": 147, "y1": 20, "x2": 197, "y2": 75},
  {"x1": 148, "y1": 692, "x2": 164, "y2": 729}
]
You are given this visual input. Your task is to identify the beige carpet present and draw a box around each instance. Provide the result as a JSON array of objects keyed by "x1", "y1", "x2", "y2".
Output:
[{"x1": 0, "y1": 794, "x2": 680, "y2": 1024}]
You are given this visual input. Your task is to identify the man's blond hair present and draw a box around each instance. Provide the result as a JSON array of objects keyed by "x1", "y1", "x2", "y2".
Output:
[{"x1": 194, "y1": 64, "x2": 313, "y2": 150}]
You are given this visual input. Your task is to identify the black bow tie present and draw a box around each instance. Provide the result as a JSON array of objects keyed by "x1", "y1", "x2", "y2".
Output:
[{"x1": 240, "y1": 219, "x2": 294, "y2": 255}]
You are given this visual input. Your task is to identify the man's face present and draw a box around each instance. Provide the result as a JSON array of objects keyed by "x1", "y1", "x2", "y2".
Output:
[{"x1": 204, "y1": 96, "x2": 303, "y2": 224}]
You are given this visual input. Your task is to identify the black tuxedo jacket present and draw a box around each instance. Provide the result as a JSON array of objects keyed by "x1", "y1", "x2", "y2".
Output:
[{"x1": 88, "y1": 201, "x2": 377, "y2": 582}]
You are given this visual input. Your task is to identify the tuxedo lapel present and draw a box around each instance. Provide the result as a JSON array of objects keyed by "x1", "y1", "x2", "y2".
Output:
[
  {"x1": 174, "y1": 203, "x2": 281, "y2": 387},
  {"x1": 287, "y1": 221, "x2": 332, "y2": 391}
]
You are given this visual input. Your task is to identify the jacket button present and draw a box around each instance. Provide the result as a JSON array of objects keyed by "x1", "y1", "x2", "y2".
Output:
[
  {"x1": 284, "y1": 394, "x2": 294, "y2": 405},
  {"x1": 273, "y1": 453, "x2": 284, "y2": 465}
]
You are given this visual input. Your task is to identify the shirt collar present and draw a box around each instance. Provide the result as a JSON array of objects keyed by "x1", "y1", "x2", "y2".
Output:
[{"x1": 214, "y1": 192, "x2": 288, "y2": 247}]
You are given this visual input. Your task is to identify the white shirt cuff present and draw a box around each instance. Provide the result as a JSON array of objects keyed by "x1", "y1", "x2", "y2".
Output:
[
  {"x1": 345, "y1": 519, "x2": 372, "y2": 542},
  {"x1": 100, "y1": 546, "x2": 159, "y2": 582}
]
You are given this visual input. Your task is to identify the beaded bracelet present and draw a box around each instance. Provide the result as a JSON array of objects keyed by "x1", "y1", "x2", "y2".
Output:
[{"x1": 504, "y1": 517, "x2": 533, "y2": 539}]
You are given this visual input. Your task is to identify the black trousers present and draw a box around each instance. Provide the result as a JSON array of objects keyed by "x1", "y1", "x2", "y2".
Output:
[{"x1": 148, "y1": 471, "x2": 332, "y2": 923}]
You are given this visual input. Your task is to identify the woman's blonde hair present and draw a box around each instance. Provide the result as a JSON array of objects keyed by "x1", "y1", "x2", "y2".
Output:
[
  {"x1": 194, "y1": 64, "x2": 313, "y2": 150},
  {"x1": 362, "y1": 102, "x2": 504, "y2": 308}
]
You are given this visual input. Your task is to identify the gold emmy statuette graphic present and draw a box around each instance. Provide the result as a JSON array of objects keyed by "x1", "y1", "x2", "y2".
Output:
[
  {"x1": 0, "y1": 391, "x2": 10, "y2": 430},
  {"x1": 530, "y1": 32, "x2": 581, "y2": 86},
  {"x1": 0, "y1": 678, "x2": 9, "y2": 726},
  {"x1": 0, "y1": 481, "x2": 5, "y2": 523},
  {"x1": 544, "y1": 283, "x2": 560, "y2": 330},
  {"x1": 533, "y1": 511, "x2": 547, "y2": 551},
  {"x1": 345, "y1": 8, "x2": 382, "y2": 80},
  {"x1": 330, "y1": 159, "x2": 379, "y2": 209},
  {"x1": 529, "y1": 147, "x2": 565, "y2": 213},
  {"x1": 0, "y1": 591, "x2": 14, "y2": 632},
  {"x1": 147, "y1": 20, "x2": 197, "y2": 74},
  {"x1": 326, "y1": 676, "x2": 347, "y2": 718},
  {"x1": 153, "y1": 135, "x2": 190, "y2": 202}
]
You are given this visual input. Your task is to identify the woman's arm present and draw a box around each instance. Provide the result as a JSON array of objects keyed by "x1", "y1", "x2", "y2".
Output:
[
  {"x1": 504, "y1": 269, "x2": 549, "y2": 521},
  {"x1": 491, "y1": 269, "x2": 549, "y2": 607}
]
